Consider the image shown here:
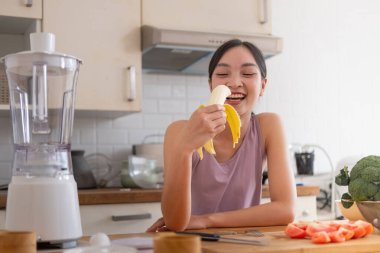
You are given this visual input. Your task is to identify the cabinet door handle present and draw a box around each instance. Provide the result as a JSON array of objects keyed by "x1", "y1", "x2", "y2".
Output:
[
  {"x1": 24, "y1": 0, "x2": 33, "y2": 7},
  {"x1": 126, "y1": 65, "x2": 136, "y2": 102},
  {"x1": 111, "y1": 213, "x2": 151, "y2": 221},
  {"x1": 258, "y1": 0, "x2": 268, "y2": 24}
]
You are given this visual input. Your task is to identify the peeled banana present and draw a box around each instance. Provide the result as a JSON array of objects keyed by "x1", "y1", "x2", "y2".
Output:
[{"x1": 197, "y1": 85, "x2": 241, "y2": 160}]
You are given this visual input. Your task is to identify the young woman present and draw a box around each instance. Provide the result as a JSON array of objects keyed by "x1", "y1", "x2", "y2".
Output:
[{"x1": 147, "y1": 39, "x2": 296, "y2": 232}]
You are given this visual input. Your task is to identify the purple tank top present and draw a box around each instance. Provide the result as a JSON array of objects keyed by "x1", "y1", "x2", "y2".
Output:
[{"x1": 191, "y1": 114, "x2": 265, "y2": 215}]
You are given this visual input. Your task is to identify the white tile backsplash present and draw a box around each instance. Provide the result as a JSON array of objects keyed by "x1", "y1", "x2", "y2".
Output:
[
  {"x1": 158, "y1": 99, "x2": 187, "y2": 114},
  {"x1": 143, "y1": 84, "x2": 172, "y2": 98}
]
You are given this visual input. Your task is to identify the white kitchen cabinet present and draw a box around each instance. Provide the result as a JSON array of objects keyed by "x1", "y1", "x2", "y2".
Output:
[
  {"x1": 261, "y1": 196, "x2": 317, "y2": 221},
  {"x1": 80, "y1": 202, "x2": 162, "y2": 235},
  {"x1": 0, "y1": 0, "x2": 42, "y2": 19},
  {"x1": 0, "y1": 202, "x2": 162, "y2": 235},
  {"x1": 0, "y1": 0, "x2": 42, "y2": 112},
  {"x1": 43, "y1": 0, "x2": 142, "y2": 116},
  {"x1": 142, "y1": 0, "x2": 272, "y2": 35}
]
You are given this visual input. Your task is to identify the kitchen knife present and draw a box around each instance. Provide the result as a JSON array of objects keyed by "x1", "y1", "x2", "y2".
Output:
[{"x1": 176, "y1": 231, "x2": 267, "y2": 246}]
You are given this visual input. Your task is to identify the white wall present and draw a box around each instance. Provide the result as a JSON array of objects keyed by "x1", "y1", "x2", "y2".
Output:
[
  {"x1": 1, "y1": 0, "x2": 380, "y2": 183},
  {"x1": 262, "y1": 0, "x2": 380, "y2": 173}
]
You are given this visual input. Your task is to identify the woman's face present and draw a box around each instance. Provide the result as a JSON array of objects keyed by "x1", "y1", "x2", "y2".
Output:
[{"x1": 209, "y1": 46, "x2": 267, "y2": 117}]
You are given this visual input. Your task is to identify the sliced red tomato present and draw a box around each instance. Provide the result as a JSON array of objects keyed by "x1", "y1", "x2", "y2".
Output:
[
  {"x1": 285, "y1": 220, "x2": 373, "y2": 244},
  {"x1": 306, "y1": 222, "x2": 337, "y2": 237},
  {"x1": 285, "y1": 223, "x2": 307, "y2": 238},
  {"x1": 311, "y1": 231, "x2": 331, "y2": 244},
  {"x1": 339, "y1": 222, "x2": 366, "y2": 239},
  {"x1": 354, "y1": 220, "x2": 374, "y2": 235},
  {"x1": 338, "y1": 227, "x2": 355, "y2": 240},
  {"x1": 352, "y1": 224, "x2": 367, "y2": 239},
  {"x1": 293, "y1": 222, "x2": 309, "y2": 230},
  {"x1": 328, "y1": 231, "x2": 345, "y2": 243},
  {"x1": 340, "y1": 222, "x2": 357, "y2": 231},
  {"x1": 328, "y1": 221, "x2": 344, "y2": 231}
]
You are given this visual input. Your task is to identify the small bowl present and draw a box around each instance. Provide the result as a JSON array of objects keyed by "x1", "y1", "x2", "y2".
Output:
[
  {"x1": 335, "y1": 200, "x2": 365, "y2": 221},
  {"x1": 356, "y1": 201, "x2": 380, "y2": 229},
  {"x1": 123, "y1": 156, "x2": 164, "y2": 189}
]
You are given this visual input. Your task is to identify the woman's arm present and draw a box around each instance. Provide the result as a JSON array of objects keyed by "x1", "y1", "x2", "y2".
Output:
[
  {"x1": 161, "y1": 104, "x2": 227, "y2": 231},
  {"x1": 186, "y1": 113, "x2": 296, "y2": 229}
]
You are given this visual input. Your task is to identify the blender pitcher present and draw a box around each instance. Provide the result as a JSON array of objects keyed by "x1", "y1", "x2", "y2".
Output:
[{"x1": 2, "y1": 33, "x2": 82, "y2": 248}]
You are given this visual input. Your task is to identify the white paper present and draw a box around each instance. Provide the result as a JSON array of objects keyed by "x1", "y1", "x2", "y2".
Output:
[{"x1": 112, "y1": 237, "x2": 153, "y2": 252}]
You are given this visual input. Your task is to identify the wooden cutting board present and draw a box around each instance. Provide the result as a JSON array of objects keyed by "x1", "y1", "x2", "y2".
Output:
[{"x1": 200, "y1": 229, "x2": 380, "y2": 253}]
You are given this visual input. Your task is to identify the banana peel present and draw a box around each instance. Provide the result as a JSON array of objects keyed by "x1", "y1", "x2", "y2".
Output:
[{"x1": 197, "y1": 85, "x2": 241, "y2": 160}]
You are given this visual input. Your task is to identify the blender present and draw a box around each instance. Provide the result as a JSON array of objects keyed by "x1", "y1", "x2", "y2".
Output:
[{"x1": 2, "y1": 33, "x2": 82, "y2": 248}]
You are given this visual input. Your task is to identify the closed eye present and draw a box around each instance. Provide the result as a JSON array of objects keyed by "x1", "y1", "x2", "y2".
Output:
[{"x1": 242, "y1": 73, "x2": 256, "y2": 77}]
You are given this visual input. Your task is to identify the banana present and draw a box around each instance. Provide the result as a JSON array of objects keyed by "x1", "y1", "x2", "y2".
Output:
[{"x1": 197, "y1": 85, "x2": 241, "y2": 160}]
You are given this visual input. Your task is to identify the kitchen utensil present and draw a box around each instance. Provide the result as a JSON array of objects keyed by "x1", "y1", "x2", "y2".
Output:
[
  {"x1": 295, "y1": 151, "x2": 315, "y2": 175},
  {"x1": 84, "y1": 153, "x2": 119, "y2": 188},
  {"x1": 176, "y1": 231, "x2": 267, "y2": 246},
  {"x1": 132, "y1": 134, "x2": 164, "y2": 168},
  {"x1": 2, "y1": 32, "x2": 82, "y2": 248},
  {"x1": 154, "y1": 234, "x2": 201, "y2": 253},
  {"x1": 120, "y1": 160, "x2": 139, "y2": 188},
  {"x1": 335, "y1": 200, "x2": 365, "y2": 221},
  {"x1": 244, "y1": 229, "x2": 265, "y2": 237},
  {"x1": 356, "y1": 201, "x2": 380, "y2": 228},
  {"x1": 72, "y1": 150, "x2": 97, "y2": 189},
  {"x1": 126, "y1": 155, "x2": 164, "y2": 189}
]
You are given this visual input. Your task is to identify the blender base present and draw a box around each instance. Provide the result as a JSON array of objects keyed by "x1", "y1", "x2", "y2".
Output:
[
  {"x1": 38, "y1": 240, "x2": 78, "y2": 249},
  {"x1": 5, "y1": 175, "x2": 83, "y2": 244}
]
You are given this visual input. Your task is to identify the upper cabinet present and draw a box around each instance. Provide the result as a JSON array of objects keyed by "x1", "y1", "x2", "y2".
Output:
[
  {"x1": 0, "y1": 0, "x2": 42, "y2": 111},
  {"x1": 0, "y1": 0, "x2": 42, "y2": 19},
  {"x1": 43, "y1": 0, "x2": 142, "y2": 116},
  {"x1": 142, "y1": 0, "x2": 272, "y2": 35},
  {"x1": 1, "y1": 0, "x2": 141, "y2": 116}
]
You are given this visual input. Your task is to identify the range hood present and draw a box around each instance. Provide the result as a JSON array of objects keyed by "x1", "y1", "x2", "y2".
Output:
[{"x1": 142, "y1": 25, "x2": 283, "y2": 75}]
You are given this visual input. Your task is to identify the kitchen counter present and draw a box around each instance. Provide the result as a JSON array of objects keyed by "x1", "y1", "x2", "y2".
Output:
[
  {"x1": 0, "y1": 185, "x2": 319, "y2": 208},
  {"x1": 40, "y1": 224, "x2": 380, "y2": 253}
]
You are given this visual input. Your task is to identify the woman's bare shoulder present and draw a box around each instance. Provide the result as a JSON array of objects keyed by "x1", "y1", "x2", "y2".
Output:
[
  {"x1": 256, "y1": 112, "x2": 285, "y2": 140},
  {"x1": 256, "y1": 112, "x2": 283, "y2": 126}
]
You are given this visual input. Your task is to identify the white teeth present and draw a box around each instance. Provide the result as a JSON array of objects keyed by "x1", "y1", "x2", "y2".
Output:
[{"x1": 227, "y1": 94, "x2": 245, "y2": 99}]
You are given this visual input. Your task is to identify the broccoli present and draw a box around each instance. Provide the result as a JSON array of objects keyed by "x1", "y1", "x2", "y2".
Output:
[
  {"x1": 348, "y1": 178, "x2": 378, "y2": 201},
  {"x1": 335, "y1": 155, "x2": 380, "y2": 208},
  {"x1": 335, "y1": 166, "x2": 350, "y2": 186},
  {"x1": 350, "y1": 155, "x2": 380, "y2": 181},
  {"x1": 341, "y1": 192, "x2": 353, "y2": 208}
]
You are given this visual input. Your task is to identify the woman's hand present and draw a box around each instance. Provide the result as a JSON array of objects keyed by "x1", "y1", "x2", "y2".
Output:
[
  {"x1": 146, "y1": 215, "x2": 209, "y2": 232},
  {"x1": 146, "y1": 217, "x2": 171, "y2": 232},
  {"x1": 181, "y1": 104, "x2": 227, "y2": 153}
]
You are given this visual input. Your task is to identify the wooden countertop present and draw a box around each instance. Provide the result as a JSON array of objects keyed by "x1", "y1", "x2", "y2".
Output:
[
  {"x1": 105, "y1": 225, "x2": 380, "y2": 253},
  {"x1": 37, "y1": 224, "x2": 380, "y2": 253},
  {"x1": 0, "y1": 185, "x2": 319, "y2": 208}
]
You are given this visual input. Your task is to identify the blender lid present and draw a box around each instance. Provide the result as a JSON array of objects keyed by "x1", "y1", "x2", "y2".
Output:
[
  {"x1": 2, "y1": 50, "x2": 83, "y2": 64},
  {"x1": 2, "y1": 51, "x2": 82, "y2": 77},
  {"x1": 0, "y1": 32, "x2": 82, "y2": 68}
]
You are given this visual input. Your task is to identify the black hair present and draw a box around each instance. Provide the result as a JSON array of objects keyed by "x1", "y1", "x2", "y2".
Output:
[{"x1": 208, "y1": 39, "x2": 267, "y2": 80}]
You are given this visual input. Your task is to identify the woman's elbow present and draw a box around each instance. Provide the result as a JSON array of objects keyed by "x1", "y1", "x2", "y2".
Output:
[
  {"x1": 162, "y1": 210, "x2": 190, "y2": 231},
  {"x1": 284, "y1": 202, "x2": 297, "y2": 223},
  {"x1": 165, "y1": 218, "x2": 189, "y2": 231},
  {"x1": 283, "y1": 207, "x2": 296, "y2": 224}
]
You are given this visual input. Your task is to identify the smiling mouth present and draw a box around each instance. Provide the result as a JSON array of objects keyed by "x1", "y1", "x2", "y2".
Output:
[{"x1": 226, "y1": 93, "x2": 246, "y2": 102}]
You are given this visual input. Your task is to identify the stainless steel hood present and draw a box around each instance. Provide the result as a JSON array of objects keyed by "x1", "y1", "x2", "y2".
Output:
[{"x1": 141, "y1": 25, "x2": 283, "y2": 75}]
